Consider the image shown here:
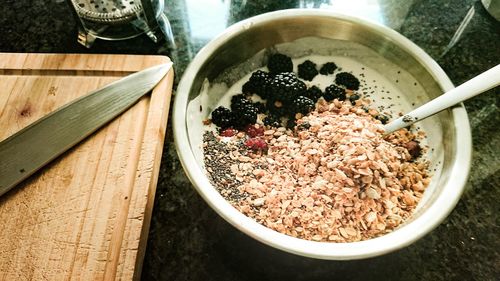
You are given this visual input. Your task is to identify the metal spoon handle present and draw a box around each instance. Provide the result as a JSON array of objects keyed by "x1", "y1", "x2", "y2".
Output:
[{"x1": 385, "y1": 64, "x2": 500, "y2": 134}]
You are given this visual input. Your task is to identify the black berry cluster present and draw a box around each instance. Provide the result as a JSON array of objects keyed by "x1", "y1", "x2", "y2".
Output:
[
  {"x1": 298, "y1": 60, "x2": 318, "y2": 81},
  {"x1": 210, "y1": 54, "x2": 363, "y2": 130},
  {"x1": 335, "y1": 72, "x2": 360, "y2": 90},
  {"x1": 267, "y1": 72, "x2": 306, "y2": 104},
  {"x1": 242, "y1": 70, "x2": 271, "y2": 99},
  {"x1": 292, "y1": 96, "x2": 315, "y2": 115},
  {"x1": 319, "y1": 62, "x2": 337, "y2": 75},
  {"x1": 211, "y1": 95, "x2": 260, "y2": 130},
  {"x1": 324, "y1": 84, "x2": 346, "y2": 101},
  {"x1": 267, "y1": 53, "x2": 293, "y2": 74},
  {"x1": 211, "y1": 107, "x2": 234, "y2": 129},
  {"x1": 305, "y1": 85, "x2": 323, "y2": 102}
]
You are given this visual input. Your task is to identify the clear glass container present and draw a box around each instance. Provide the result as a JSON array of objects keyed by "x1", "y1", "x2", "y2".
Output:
[{"x1": 67, "y1": 0, "x2": 175, "y2": 48}]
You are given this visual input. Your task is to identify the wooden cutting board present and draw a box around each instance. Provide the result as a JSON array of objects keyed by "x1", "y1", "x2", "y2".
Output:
[{"x1": 0, "y1": 53, "x2": 174, "y2": 280}]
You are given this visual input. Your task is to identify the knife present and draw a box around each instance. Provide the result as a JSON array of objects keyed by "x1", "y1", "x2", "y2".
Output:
[{"x1": 0, "y1": 62, "x2": 173, "y2": 197}]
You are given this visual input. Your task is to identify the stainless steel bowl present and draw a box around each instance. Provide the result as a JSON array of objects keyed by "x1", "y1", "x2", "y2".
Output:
[{"x1": 173, "y1": 9, "x2": 471, "y2": 259}]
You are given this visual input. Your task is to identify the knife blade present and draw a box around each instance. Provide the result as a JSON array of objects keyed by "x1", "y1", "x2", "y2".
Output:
[{"x1": 0, "y1": 62, "x2": 173, "y2": 197}]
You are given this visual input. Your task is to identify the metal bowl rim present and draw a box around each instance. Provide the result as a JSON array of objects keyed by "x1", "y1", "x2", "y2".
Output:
[{"x1": 173, "y1": 9, "x2": 472, "y2": 260}]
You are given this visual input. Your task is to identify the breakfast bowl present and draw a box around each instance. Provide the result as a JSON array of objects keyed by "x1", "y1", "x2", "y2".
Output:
[{"x1": 172, "y1": 9, "x2": 471, "y2": 259}]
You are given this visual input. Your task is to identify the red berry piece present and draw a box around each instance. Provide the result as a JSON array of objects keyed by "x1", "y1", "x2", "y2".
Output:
[
  {"x1": 245, "y1": 124, "x2": 264, "y2": 138},
  {"x1": 220, "y1": 128, "x2": 238, "y2": 137},
  {"x1": 245, "y1": 138, "x2": 268, "y2": 151}
]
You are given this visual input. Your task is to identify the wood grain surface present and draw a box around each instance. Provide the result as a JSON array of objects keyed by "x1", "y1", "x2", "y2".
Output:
[{"x1": 0, "y1": 53, "x2": 174, "y2": 280}]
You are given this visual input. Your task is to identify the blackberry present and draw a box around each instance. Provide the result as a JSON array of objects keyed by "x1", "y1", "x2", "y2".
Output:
[
  {"x1": 291, "y1": 96, "x2": 315, "y2": 115},
  {"x1": 323, "y1": 84, "x2": 346, "y2": 101},
  {"x1": 319, "y1": 62, "x2": 337, "y2": 75},
  {"x1": 335, "y1": 72, "x2": 360, "y2": 90},
  {"x1": 234, "y1": 104, "x2": 258, "y2": 128},
  {"x1": 253, "y1": 102, "x2": 266, "y2": 113},
  {"x1": 211, "y1": 106, "x2": 234, "y2": 129},
  {"x1": 263, "y1": 114, "x2": 282, "y2": 127},
  {"x1": 242, "y1": 81, "x2": 256, "y2": 95},
  {"x1": 267, "y1": 53, "x2": 293, "y2": 74},
  {"x1": 230, "y1": 94, "x2": 252, "y2": 112},
  {"x1": 297, "y1": 60, "x2": 318, "y2": 81},
  {"x1": 286, "y1": 119, "x2": 296, "y2": 129},
  {"x1": 250, "y1": 70, "x2": 270, "y2": 82},
  {"x1": 266, "y1": 99, "x2": 287, "y2": 117},
  {"x1": 267, "y1": 72, "x2": 306, "y2": 103},
  {"x1": 245, "y1": 138, "x2": 268, "y2": 151},
  {"x1": 242, "y1": 70, "x2": 271, "y2": 98},
  {"x1": 229, "y1": 94, "x2": 259, "y2": 127},
  {"x1": 349, "y1": 94, "x2": 360, "y2": 105},
  {"x1": 305, "y1": 85, "x2": 323, "y2": 102}
]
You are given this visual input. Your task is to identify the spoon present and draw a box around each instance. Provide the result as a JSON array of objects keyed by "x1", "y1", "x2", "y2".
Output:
[{"x1": 384, "y1": 64, "x2": 500, "y2": 134}]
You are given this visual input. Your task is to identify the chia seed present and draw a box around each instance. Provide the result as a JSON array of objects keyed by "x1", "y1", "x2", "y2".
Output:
[
  {"x1": 203, "y1": 131, "x2": 268, "y2": 203},
  {"x1": 203, "y1": 131, "x2": 247, "y2": 202}
]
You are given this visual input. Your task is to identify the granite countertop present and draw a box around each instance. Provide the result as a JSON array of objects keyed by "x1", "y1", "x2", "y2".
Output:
[{"x1": 0, "y1": 0, "x2": 498, "y2": 280}]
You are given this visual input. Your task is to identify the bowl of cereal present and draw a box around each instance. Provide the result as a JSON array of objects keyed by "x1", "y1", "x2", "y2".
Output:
[{"x1": 173, "y1": 9, "x2": 471, "y2": 259}]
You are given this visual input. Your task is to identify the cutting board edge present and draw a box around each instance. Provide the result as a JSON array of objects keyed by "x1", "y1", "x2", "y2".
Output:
[{"x1": 0, "y1": 53, "x2": 172, "y2": 72}]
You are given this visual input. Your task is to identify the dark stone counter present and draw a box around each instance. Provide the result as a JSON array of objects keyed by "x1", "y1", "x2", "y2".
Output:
[{"x1": 0, "y1": 0, "x2": 498, "y2": 280}]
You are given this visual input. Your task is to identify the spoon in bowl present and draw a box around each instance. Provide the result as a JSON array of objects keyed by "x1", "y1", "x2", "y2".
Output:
[{"x1": 384, "y1": 64, "x2": 500, "y2": 134}]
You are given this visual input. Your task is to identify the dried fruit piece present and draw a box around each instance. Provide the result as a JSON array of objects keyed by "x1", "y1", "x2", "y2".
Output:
[
  {"x1": 220, "y1": 128, "x2": 238, "y2": 137},
  {"x1": 403, "y1": 140, "x2": 422, "y2": 159},
  {"x1": 245, "y1": 124, "x2": 264, "y2": 138},
  {"x1": 245, "y1": 138, "x2": 268, "y2": 151}
]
